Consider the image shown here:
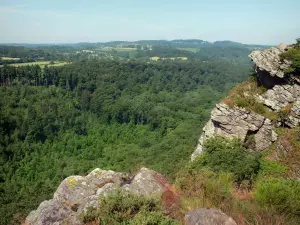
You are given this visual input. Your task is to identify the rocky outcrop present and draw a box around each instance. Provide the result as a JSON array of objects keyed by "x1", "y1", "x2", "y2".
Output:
[
  {"x1": 185, "y1": 208, "x2": 237, "y2": 225},
  {"x1": 25, "y1": 167, "x2": 171, "y2": 225},
  {"x1": 191, "y1": 103, "x2": 277, "y2": 160},
  {"x1": 249, "y1": 43, "x2": 291, "y2": 88},
  {"x1": 192, "y1": 43, "x2": 300, "y2": 160}
]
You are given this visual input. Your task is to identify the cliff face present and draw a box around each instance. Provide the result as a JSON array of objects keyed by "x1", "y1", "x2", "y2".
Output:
[{"x1": 192, "y1": 43, "x2": 300, "y2": 160}]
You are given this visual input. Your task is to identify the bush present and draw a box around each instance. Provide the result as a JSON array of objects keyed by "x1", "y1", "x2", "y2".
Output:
[
  {"x1": 83, "y1": 190, "x2": 179, "y2": 224},
  {"x1": 281, "y1": 39, "x2": 300, "y2": 76},
  {"x1": 191, "y1": 136, "x2": 261, "y2": 183},
  {"x1": 175, "y1": 168, "x2": 233, "y2": 211},
  {"x1": 257, "y1": 159, "x2": 286, "y2": 179},
  {"x1": 254, "y1": 178, "x2": 300, "y2": 215}
]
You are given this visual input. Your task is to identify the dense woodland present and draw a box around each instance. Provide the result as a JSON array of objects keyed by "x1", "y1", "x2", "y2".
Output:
[{"x1": 0, "y1": 42, "x2": 257, "y2": 224}]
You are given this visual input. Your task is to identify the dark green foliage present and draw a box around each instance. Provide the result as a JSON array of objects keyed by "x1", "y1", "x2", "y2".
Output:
[
  {"x1": 0, "y1": 57, "x2": 250, "y2": 224},
  {"x1": 83, "y1": 190, "x2": 179, "y2": 225},
  {"x1": 190, "y1": 136, "x2": 261, "y2": 183}
]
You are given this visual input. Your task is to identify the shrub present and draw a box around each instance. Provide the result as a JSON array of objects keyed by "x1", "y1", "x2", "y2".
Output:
[
  {"x1": 83, "y1": 190, "x2": 179, "y2": 224},
  {"x1": 257, "y1": 159, "x2": 286, "y2": 179},
  {"x1": 254, "y1": 178, "x2": 300, "y2": 215},
  {"x1": 175, "y1": 168, "x2": 233, "y2": 210},
  {"x1": 281, "y1": 39, "x2": 300, "y2": 76},
  {"x1": 191, "y1": 136, "x2": 261, "y2": 184}
]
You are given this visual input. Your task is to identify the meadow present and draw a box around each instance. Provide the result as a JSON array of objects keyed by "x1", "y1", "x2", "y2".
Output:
[
  {"x1": 0, "y1": 61, "x2": 70, "y2": 68},
  {"x1": 1, "y1": 57, "x2": 21, "y2": 61}
]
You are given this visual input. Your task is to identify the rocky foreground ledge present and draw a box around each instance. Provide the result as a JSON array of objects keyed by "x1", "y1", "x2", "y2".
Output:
[{"x1": 25, "y1": 167, "x2": 236, "y2": 225}]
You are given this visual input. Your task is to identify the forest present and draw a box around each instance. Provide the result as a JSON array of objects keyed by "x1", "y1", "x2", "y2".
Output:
[{"x1": 0, "y1": 43, "x2": 254, "y2": 224}]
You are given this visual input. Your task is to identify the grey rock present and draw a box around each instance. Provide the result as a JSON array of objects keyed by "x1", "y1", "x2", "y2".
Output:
[
  {"x1": 77, "y1": 183, "x2": 117, "y2": 214},
  {"x1": 249, "y1": 44, "x2": 292, "y2": 89},
  {"x1": 262, "y1": 84, "x2": 300, "y2": 111},
  {"x1": 191, "y1": 103, "x2": 276, "y2": 160},
  {"x1": 25, "y1": 199, "x2": 81, "y2": 225},
  {"x1": 53, "y1": 169, "x2": 128, "y2": 206},
  {"x1": 249, "y1": 45, "x2": 290, "y2": 79},
  {"x1": 184, "y1": 208, "x2": 237, "y2": 225},
  {"x1": 254, "y1": 119, "x2": 277, "y2": 150},
  {"x1": 26, "y1": 167, "x2": 170, "y2": 225},
  {"x1": 286, "y1": 99, "x2": 300, "y2": 127},
  {"x1": 122, "y1": 167, "x2": 168, "y2": 196}
]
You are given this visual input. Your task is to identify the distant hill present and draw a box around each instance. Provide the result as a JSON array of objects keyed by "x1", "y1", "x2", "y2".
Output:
[{"x1": 0, "y1": 39, "x2": 271, "y2": 49}]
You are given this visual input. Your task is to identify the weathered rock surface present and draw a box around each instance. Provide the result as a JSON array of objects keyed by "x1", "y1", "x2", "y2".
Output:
[
  {"x1": 249, "y1": 44, "x2": 290, "y2": 84},
  {"x1": 191, "y1": 103, "x2": 277, "y2": 160},
  {"x1": 185, "y1": 208, "x2": 237, "y2": 225},
  {"x1": 286, "y1": 99, "x2": 300, "y2": 127},
  {"x1": 25, "y1": 167, "x2": 170, "y2": 225},
  {"x1": 261, "y1": 83, "x2": 300, "y2": 111},
  {"x1": 122, "y1": 167, "x2": 170, "y2": 196}
]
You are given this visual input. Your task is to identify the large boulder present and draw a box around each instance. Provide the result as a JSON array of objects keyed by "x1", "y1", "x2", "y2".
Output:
[
  {"x1": 122, "y1": 167, "x2": 170, "y2": 196},
  {"x1": 25, "y1": 199, "x2": 81, "y2": 225},
  {"x1": 185, "y1": 208, "x2": 237, "y2": 225},
  {"x1": 25, "y1": 167, "x2": 171, "y2": 225},
  {"x1": 191, "y1": 103, "x2": 277, "y2": 160}
]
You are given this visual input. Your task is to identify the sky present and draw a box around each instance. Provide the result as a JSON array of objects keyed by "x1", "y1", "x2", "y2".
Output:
[{"x1": 0, "y1": 0, "x2": 299, "y2": 45}]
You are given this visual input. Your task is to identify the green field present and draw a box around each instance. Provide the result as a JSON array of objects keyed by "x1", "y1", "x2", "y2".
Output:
[
  {"x1": 150, "y1": 56, "x2": 188, "y2": 61},
  {"x1": 98, "y1": 47, "x2": 137, "y2": 52},
  {"x1": 1, "y1": 61, "x2": 71, "y2": 69},
  {"x1": 1, "y1": 57, "x2": 21, "y2": 61},
  {"x1": 178, "y1": 48, "x2": 200, "y2": 53}
]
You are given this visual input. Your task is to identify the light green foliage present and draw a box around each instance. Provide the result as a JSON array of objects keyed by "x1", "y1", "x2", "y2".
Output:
[
  {"x1": 257, "y1": 159, "x2": 287, "y2": 179},
  {"x1": 83, "y1": 190, "x2": 179, "y2": 225},
  {"x1": 254, "y1": 178, "x2": 300, "y2": 215},
  {"x1": 175, "y1": 168, "x2": 233, "y2": 210},
  {"x1": 0, "y1": 61, "x2": 70, "y2": 69},
  {"x1": 281, "y1": 38, "x2": 300, "y2": 76},
  {"x1": 191, "y1": 136, "x2": 261, "y2": 183}
]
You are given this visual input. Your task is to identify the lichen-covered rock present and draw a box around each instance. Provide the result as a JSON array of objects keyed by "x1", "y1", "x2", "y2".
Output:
[
  {"x1": 191, "y1": 103, "x2": 276, "y2": 160},
  {"x1": 53, "y1": 169, "x2": 128, "y2": 207},
  {"x1": 184, "y1": 208, "x2": 237, "y2": 225},
  {"x1": 25, "y1": 199, "x2": 81, "y2": 225},
  {"x1": 25, "y1": 168, "x2": 171, "y2": 225}
]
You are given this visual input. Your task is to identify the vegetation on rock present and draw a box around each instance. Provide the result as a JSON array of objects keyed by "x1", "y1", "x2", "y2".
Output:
[
  {"x1": 281, "y1": 38, "x2": 300, "y2": 76},
  {"x1": 83, "y1": 190, "x2": 180, "y2": 225}
]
